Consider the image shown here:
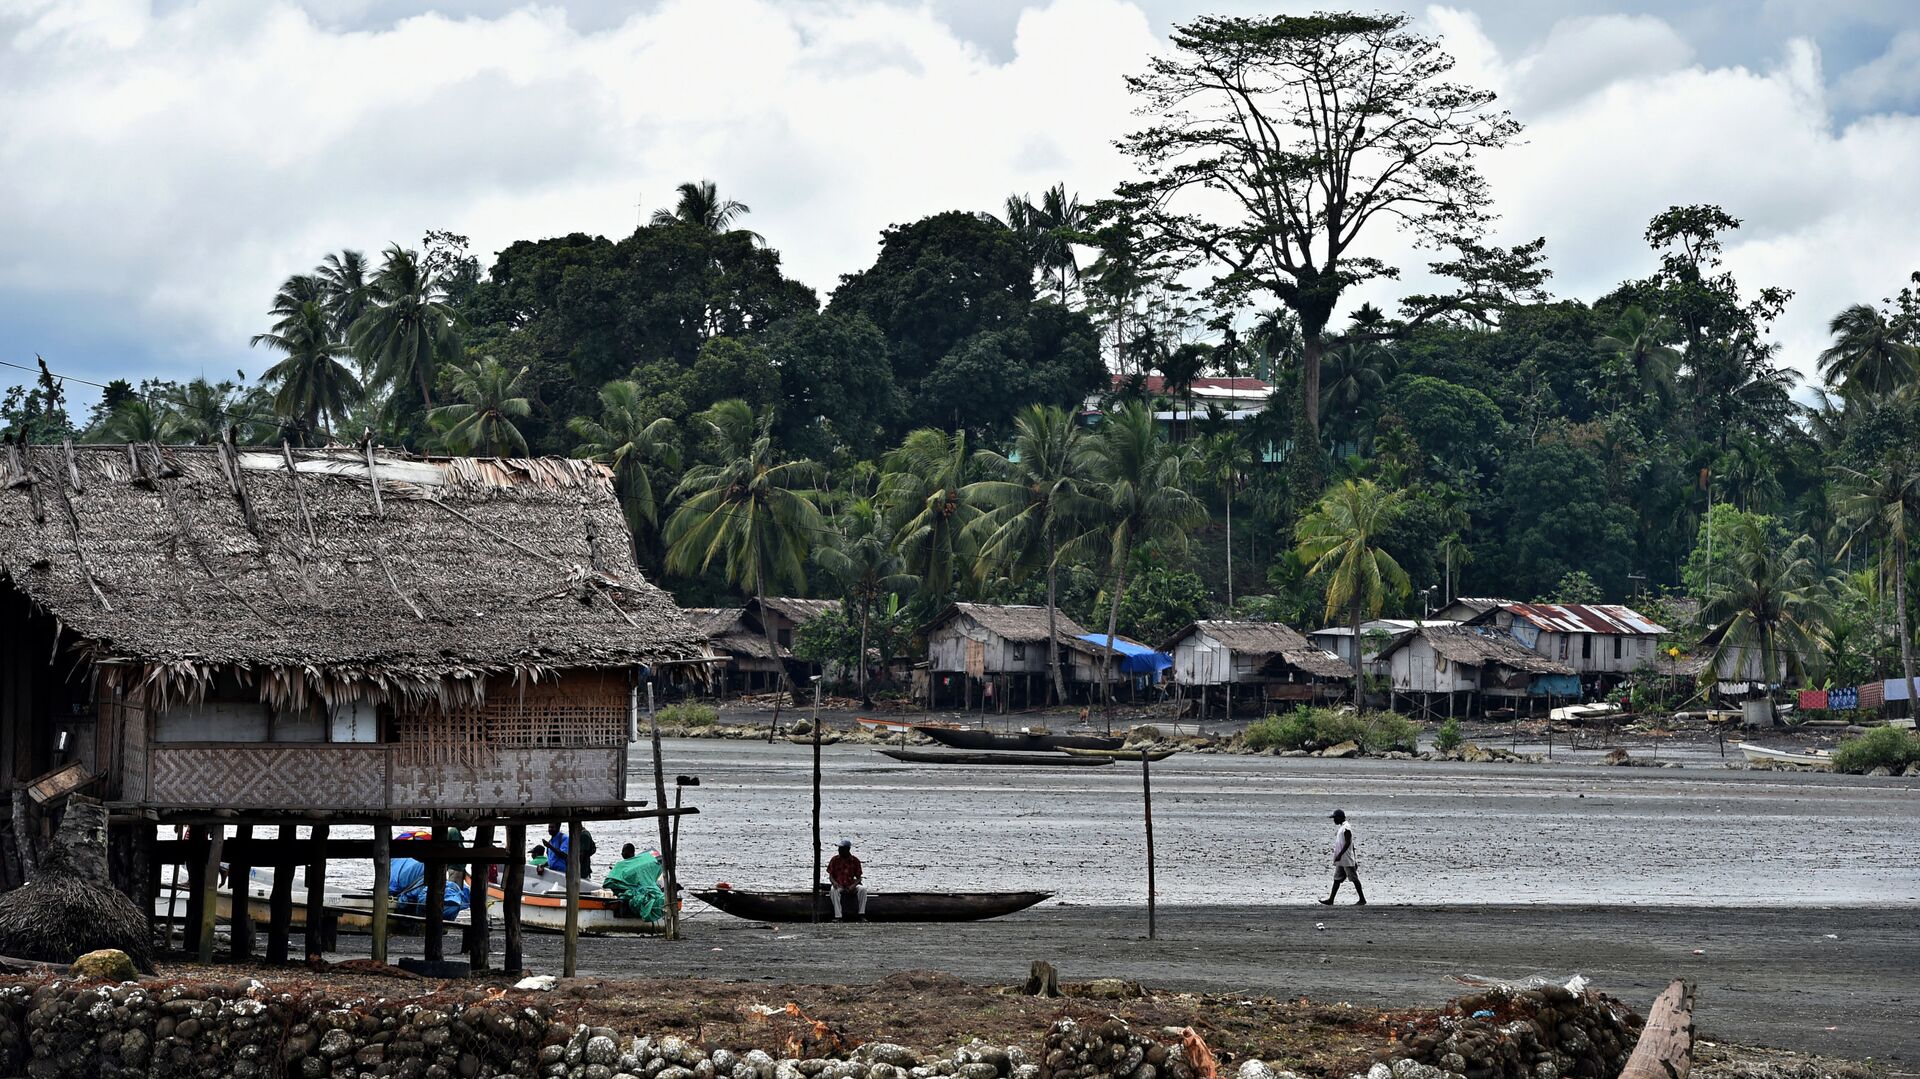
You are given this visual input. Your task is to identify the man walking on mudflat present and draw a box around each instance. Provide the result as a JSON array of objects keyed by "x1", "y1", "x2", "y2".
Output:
[{"x1": 1319, "y1": 809, "x2": 1366, "y2": 906}]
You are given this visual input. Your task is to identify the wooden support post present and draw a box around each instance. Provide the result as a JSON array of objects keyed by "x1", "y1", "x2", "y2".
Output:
[
  {"x1": 1141, "y1": 753, "x2": 1156, "y2": 941},
  {"x1": 646, "y1": 682, "x2": 679, "y2": 940},
  {"x1": 811, "y1": 688, "x2": 823, "y2": 925},
  {"x1": 228, "y1": 823, "x2": 255, "y2": 960},
  {"x1": 180, "y1": 827, "x2": 203, "y2": 955},
  {"x1": 1225, "y1": 681, "x2": 1233, "y2": 720},
  {"x1": 369, "y1": 827, "x2": 390, "y2": 965},
  {"x1": 267, "y1": 825, "x2": 294, "y2": 964},
  {"x1": 423, "y1": 825, "x2": 446, "y2": 963},
  {"x1": 563, "y1": 819, "x2": 582, "y2": 977},
  {"x1": 138, "y1": 824, "x2": 159, "y2": 938},
  {"x1": 303, "y1": 823, "x2": 329, "y2": 960},
  {"x1": 503, "y1": 823, "x2": 526, "y2": 975},
  {"x1": 468, "y1": 824, "x2": 493, "y2": 971},
  {"x1": 196, "y1": 826, "x2": 223, "y2": 964},
  {"x1": 1620, "y1": 980, "x2": 1697, "y2": 1079}
]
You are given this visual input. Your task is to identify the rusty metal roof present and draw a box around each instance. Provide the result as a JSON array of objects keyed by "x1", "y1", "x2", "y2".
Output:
[{"x1": 1495, "y1": 602, "x2": 1667, "y2": 636}]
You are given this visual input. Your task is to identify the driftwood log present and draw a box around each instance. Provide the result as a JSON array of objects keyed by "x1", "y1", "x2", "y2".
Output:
[
  {"x1": 0, "y1": 799, "x2": 153, "y2": 972},
  {"x1": 1621, "y1": 980, "x2": 1696, "y2": 1079}
]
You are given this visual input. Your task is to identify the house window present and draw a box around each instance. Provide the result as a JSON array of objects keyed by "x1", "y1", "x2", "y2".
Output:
[
  {"x1": 1012, "y1": 643, "x2": 1026, "y2": 660},
  {"x1": 1558, "y1": 636, "x2": 1569, "y2": 660},
  {"x1": 1581, "y1": 635, "x2": 1592, "y2": 660},
  {"x1": 1613, "y1": 637, "x2": 1622, "y2": 660}
]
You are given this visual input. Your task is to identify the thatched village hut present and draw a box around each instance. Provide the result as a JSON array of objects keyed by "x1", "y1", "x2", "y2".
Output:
[
  {"x1": 687, "y1": 597, "x2": 841, "y2": 695},
  {"x1": 1375, "y1": 626, "x2": 1579, "y2": 718},
  {"x1": 1159, "y1": 620, "x2": 1352, "y2": 718},
  {"x1": 921, "y1": 603, "x2": 1092, "y2": 711},
  {"x1": 0, "y1": 441, "x2": 706, "y2": 970}
]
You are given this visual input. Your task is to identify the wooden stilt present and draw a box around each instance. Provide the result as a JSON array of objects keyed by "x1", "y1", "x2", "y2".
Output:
[
  {"x1": 176, "y1": 826, "x2": 198, "y2": 955},
  {"x1": 196, "y1": 826, "x2": 223, "y2": 964},
  {"x1": 302, "y1": 823, "x2": 329, "y2": 960},
  {"x1": 267, "y1": 825, "x2": 294, "y2": 964},
  {"x1": 134, "y1": 824, "x2": 156, "y2": 937},
  {"x1": 563, "y1": 819, "x2": 582, "y2": 977},
  {"x1": 468, "y1": 824, "x2": 494, "y2": 971},
  {"x1": 369, "y1": 826, "x2": 390, "y2": 965},
  {"x1": 423, "y1": 825, "x2": 446, "y2": 963},
  {"x1": 229, "y1": 823, "x2": 255, "y2": 960},
  {"x1": 1225, "y1": 681, "x2": 1233, "y2": 720},
  {"x1": 503, "y1": 823, "x2": 526, "y2": 975},
  {"x1": 1141, "y1": 753, "x2": 1156, "y2": 941}
]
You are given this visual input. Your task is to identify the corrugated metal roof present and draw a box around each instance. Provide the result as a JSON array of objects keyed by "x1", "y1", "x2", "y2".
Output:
[{"x1": 1497, "y1": 603, "x2": 1667, "y2": 636}]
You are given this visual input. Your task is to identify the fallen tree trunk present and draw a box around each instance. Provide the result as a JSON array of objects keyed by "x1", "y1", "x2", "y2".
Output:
[{"x1": 1620, "y1": 979, "x2": 1695, "y2": 1079}]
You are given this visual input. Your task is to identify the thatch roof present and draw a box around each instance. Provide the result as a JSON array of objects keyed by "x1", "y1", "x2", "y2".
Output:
[
  {"x1": 1380, "y1": 627, "x2": 1577, "y2": 675},
  {"x1": 922, "y1": 602, "x2": 1089, "y2": 643},
  {"x1": 1162, "y1": 620, "x2": 1350, "y2": 679},
  {"x1": 752, "y1": 596, "x2": 840, "y2": 625},
  {"x1": 0, "y1": 443, "x2": 706, "y2": 706},
  {"x1": 684, "y1": 607, "x2": 747, "y2": 638}
]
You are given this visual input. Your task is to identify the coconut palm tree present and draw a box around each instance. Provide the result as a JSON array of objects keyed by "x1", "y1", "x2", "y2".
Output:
[
  {"x1": 90, "y1": 399, "x2": 179, "y2": 444},
  {"x1": 262, "y1": 274, "x2": 326, "y2": 340},
  {"x1": 162, "y1": 377, "x2": 247, "y2": 445},
  {"x1": 1818, "y1": 303, "x2": 1917, "y2": 399},
  {"x1": 1317, "y1": 341, "x2": 1393, "y2": 448},
  {"x1": 665, "y1": 399, "x2": 825, "y2": 701},
  {"x1": 651, "y1": 179, "x2": 762, "y2": 242},
  {"x1": 966, "y1": 404, "x2": 1101, "y2": 704},
  {"x1": 1295, "y1": 479, "x2": 1411, "y2": 705},
  {"x1": 571, "y1": 380, "x2": 680, "y2": 564},
  {"x1": 317, "y1": 249, "x2": 374, "y2": 342},
  {"x1": 814, "y1": 498, "x2": 917, "y2": 704},
  {"x1": 349, "y1": 244, "x2": 461, "y2": 410},
  {"x1": 881, "y1": 428, "x2": 980, "y2": 601},
  {"x1": 1035, "y1": 184, "x2": 1087, "y2": 304},
  {"x1": 1199, "y1": 430, "x2": 1254, "y2": 607},
  {"x1": 1155, "y1": 341, "x2": 1211, "y2": 443},
  {"x1": 427, "y1": 357, "x2": 531, "y2": 457},
  {"x1": 1087, "y1": 402, "x2": 1207, "y2": 705},
  {"x1": 1594, "y1": 306, "x2": 1682, "y2": 410},
  {"x1": 1698, "y1": 517, "x2": 1830, "y2": 720},
  {"x1": 1831, "y1": 451, "x2": 1920, "y2": 709},
  {"x1": 251, "y1": 299, "x2": 362, "y2": 439}
]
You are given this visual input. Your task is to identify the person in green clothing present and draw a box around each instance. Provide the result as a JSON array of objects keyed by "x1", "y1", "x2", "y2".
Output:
[{"x1": 604, "y1": 843, "x2": 666, "y2": 921}]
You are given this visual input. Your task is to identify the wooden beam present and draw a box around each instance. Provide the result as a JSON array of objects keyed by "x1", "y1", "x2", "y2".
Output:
[
  {"x1": 150, "y1": 839, "x2": 513, "y2": 863},
  {"x1": 266, "y1": 825, "x2": 293, "y2": 964},
  {"x1": 302, "y1": 824, "x2": 328, "y2": 961},
  {"x1": 195, "y1": 827, "x2": 223, "y2": 964},
  {"x1": 468, "y1": 824, "x2": 493, "y2": 972},
  {"x1": 1620, "y1": 980, "x2": 1697, "y2": 1079},
  {"x1": 369, "y1": 827, "x2": 390, "y2": 966},
  {"x1": 563, "y1": 819, "x2": 581, "y2": 977},
  {"x1": 503, "y1": 823, "x2": 525, "y2": 975}
]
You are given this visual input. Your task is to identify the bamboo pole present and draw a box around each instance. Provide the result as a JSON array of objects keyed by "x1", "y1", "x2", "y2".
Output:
[
  {"x1": 369, "y1": 827, "x2": 390, "y2": 965},
  {"x1": 646, "y1": 681, "x2": 678, "y2": 940},
  {"x1": 563, "y1": 820, "x2": 582, "y2": 977},
  {"x1": 811, "y1": 677, "x2": 823, "y2": 924},
  {"x1": 1142, "y1": 753, "x2": 1156, "y2": 941},
  {"x1": 196, "y1": 827, "x2": 223, "y2": 964},
  {"x1": 503, "y1": 824, "x2": 526, "y2": 975}
]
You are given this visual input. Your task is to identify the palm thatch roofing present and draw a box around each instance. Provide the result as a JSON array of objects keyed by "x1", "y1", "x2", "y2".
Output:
[
  {"x1": 684, "y1": 607, "x2": 747, "y2": 638},
  {"x1": 751, "y1": 596, "x2": 841, "y2": 625},
  {"x1": 0, "y1": 443, "x2": 706, "y2": 707},
  {"x1": 921, "y1": 602, "x2": 1090, "y2": 643},
  {"x1": 1160, "y1": 620, "x2": 1351, "y2": 680},
  {"x1": 1379, "y1": 626, "x2": 1577, "y2": 675}
]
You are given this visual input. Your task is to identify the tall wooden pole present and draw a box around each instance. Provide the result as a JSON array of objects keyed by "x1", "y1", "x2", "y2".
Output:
[
  {"x1": 469, "y1": 823, "x2": 494, "y2": 971},
  {"x1": 267, "y1": 824, "x2": 294, "y2": 963},
  {"x1": 423, "y1": 825, "x2": 446, "y2": 963},
  {"x1": 1142, "y1": 753, "x2": 1156, "y2": 941},
  {"x1": 811, "y1": 678, "x2": 823, "y2": 924},
  {"x1": 369, "y1": 827, "x2": 390, "y2": 965},
  {"x1": 228, "y1": 823, "x2": 254, "y2": 960},
  {"x1": 503, "y1": 823, "x2": 526, "y2": 975},
  {"x1": 646, "y1": 681, "x2": 678, "y2": 940},
  {"x1": 195, "y1": 827, "x2": 224, "y2": 964},
  {"x1": 563, "y1": 819, "x2": 582, "y2": 976},
  {"x1": 303, "y1": 823, "x2": 329, "y2": 960}
]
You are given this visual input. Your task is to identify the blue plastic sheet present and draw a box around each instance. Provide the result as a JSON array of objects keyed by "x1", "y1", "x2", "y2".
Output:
[{"x1": 1074, "y1": 635, "x2": 1173, "y2": 677}]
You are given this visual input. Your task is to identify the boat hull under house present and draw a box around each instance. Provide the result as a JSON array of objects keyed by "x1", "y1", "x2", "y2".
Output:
[{"x1": 0, "y1": 442, "x2": 706, "y2": 967}]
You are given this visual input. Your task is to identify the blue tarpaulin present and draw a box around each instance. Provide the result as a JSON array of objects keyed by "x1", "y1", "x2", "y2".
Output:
[
  {"x1": 1075, "y1": 635, "x2": 1173, "y2": 678},
  {"x1": 1529, "y1": 674, "x2": 1581, "y2": 698}
]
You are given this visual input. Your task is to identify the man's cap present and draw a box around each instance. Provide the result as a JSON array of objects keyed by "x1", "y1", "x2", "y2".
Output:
[
  {"x1": 1329, "y1": 809, "x2": 1346, "y2": 820},
  {"x1": 837, "y1": 839, "x2": 852, "y2": 848}
]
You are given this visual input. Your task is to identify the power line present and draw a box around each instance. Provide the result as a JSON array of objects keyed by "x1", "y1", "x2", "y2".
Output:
[{"x1": 0, "y1": 356, "x2": 288, "y2": 432}]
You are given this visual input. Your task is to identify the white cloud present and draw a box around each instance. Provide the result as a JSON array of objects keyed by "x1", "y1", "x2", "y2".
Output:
[{"x1": 3, "y1": 0, "x2": 1920, "y2": 401}]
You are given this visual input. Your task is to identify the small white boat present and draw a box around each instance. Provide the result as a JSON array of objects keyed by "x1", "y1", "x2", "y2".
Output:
[{"x1": 1738, "y1": 743, "x2": 1833, "y2": 768}]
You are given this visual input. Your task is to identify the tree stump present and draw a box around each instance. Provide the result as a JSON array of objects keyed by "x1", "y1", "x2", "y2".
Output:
[
  {"x1": 1620, "y1": 979, "x2": 1696, "y2": 1079},
  {"x1": 1022, "y1": 959, "x2": 1061, "y2": 997}
]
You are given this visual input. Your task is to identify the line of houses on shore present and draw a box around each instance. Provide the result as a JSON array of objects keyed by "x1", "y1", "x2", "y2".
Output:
[{"x1": 687, "y1": 593, "x2": 1761, "y2": 718}]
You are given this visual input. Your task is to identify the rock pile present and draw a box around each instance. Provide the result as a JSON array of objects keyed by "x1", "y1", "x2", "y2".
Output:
[
  {"x1": 1383, "y1": 984, "x2": 1642, "y2": 1079},
  {"x1": 0, "y1": 979, "x2": 552, "y2": 1079},
  {"x1": 1038, "y1": 1017, "x2": 1193, "y2": 1079}
]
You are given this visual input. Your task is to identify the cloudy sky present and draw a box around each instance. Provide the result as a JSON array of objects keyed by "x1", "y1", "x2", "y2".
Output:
[{"x1": 5, "y1": 0, "x2": 1920, "y2": 410}]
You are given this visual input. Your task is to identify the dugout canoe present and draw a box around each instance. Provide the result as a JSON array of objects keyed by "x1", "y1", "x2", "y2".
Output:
[
  {"x1": 1060, "y1": 746, "x2": 1179, "y2": 762},
  {"x1": 694, "y1": 888, "x2": 1050, "y2": 923},
  {"x1": 877, "y1": 747, "x2": 1113, "y2": 767},
  {"x1": 1737, "y1": 743, "x2": 1833, "y2": 768},
  {"x1": 915, "y1": 727, "x2": 1123, "y2": 752}
]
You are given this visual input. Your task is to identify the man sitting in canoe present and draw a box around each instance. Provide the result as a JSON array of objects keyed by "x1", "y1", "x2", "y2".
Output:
[
  {"x1": 603, "y1": 842, "x2": 667, "y2": 920},
  {"x1": 828, "y1": 839, "x2": 866, "y2": 922}
]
